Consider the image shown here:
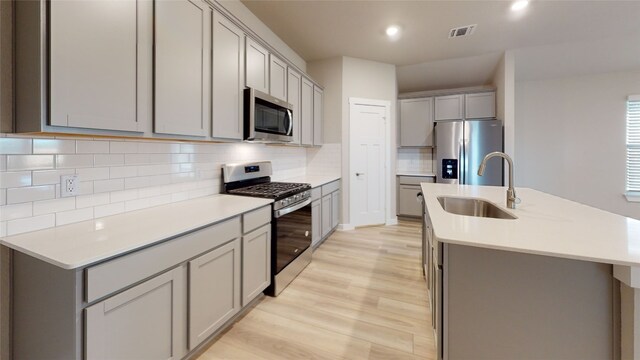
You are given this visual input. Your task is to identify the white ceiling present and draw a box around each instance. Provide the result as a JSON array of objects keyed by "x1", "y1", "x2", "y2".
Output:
[{"x1": 240, "y1": 0, "x2": 640, "y2": 66}]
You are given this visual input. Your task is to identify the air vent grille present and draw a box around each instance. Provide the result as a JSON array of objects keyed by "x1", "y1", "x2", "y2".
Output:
[{"x1": 449, "y1": 24, "x2": 477, "y2": 38}]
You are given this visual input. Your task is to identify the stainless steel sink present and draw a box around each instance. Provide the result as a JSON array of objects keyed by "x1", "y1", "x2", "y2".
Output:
[{"x1": 437, "y1": 196, "x2": 517, "y2": 220}]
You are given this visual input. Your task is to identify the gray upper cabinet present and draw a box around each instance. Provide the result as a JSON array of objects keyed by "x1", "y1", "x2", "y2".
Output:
[
  {"x1": 212, "y1": 10, "x2": 245, "y2": 140},
  {"x1": 399, "y1": 98, "x2": 434, "y2": 147},
  {"x1": 85, "y1": 266, "x2": 187, "y2": 360},
  {"x1": 287, "y1": 68, "x2": 302, "y2": 144},
  {"x1": 465, "y1": 92, "x2": 496, "y2": 119},
  {"x1": 242, "y1": 224, "x2": 271, "y2": 306},
  {"x1": 269, "y1": 55, "x2": 287, "y2": 101},
  {"x1": 154, "y1": 0, "x2": 210, "y2": 137},
  {"x1": 189, "y1": 238, "x2": 241, "y2": 349},
  {"x1": 245, "y1": 37, "x2": 269, "y2": 93},
  {"x1": 49, "y1": 0, "x2": 140, "y2": 132},
  {"x1": 313, "y1": 86, "x2": 324, "y2": 146},
  {"x1": 300, "y1": 77, "x2": 314, "y2": 146},
  {"x1": 434, "y1": 94, "x2": 464, "y2": 121}
]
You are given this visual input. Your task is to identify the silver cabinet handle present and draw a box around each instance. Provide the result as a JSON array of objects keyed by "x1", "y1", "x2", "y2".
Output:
[{"x1": 356, "y1": 172, "x2": 364, "y2": 176}]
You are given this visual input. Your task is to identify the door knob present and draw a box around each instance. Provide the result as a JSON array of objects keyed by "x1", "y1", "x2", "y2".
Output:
[{"x1": 356, "y1": 172, "x2": 364, "y2": 176}]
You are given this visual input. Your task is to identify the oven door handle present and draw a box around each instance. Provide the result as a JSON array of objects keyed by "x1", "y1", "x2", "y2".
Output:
[{"x1": 274, "y1": 198, "x2": 311, "y2": 218}]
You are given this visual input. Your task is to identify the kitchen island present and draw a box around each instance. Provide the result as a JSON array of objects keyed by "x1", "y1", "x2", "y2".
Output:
[{"x1": 421, "y1": 183, "x2": 640, "y2": 360}]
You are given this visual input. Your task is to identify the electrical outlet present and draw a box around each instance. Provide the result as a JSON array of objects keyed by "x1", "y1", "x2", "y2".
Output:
[{"x1": 61, "y1": 175, "x2": 80, "y2": 197}]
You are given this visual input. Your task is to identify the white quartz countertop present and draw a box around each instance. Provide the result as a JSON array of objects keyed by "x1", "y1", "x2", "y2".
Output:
[
  {"x1": 0, "y1": 195, "x2": 273, "y2": 270},
  {"x1": 282, "y1": 175, "x2": 341, "y2": 188},
  {"x1": 421, "y1": 183, "x2": 640, "y2": 267},
  {"x1": 396, "y1": 171, "x2": 436, "y2": 177}
]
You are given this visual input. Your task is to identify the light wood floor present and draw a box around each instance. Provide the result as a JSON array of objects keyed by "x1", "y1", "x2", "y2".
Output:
[{"x1": 196, "y1": 220, "x2": 436, "y2": 359}]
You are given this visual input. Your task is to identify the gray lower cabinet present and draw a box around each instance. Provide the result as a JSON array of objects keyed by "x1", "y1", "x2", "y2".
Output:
[
  {"x1": 242, "y1": 224, "x2": 271, "y2": 306},
  {"x1": 154, "y1": 0, "x2": 210, "y2": 137},
  {"x1": 331, "y1": 190, "x2": 340, "y2": 229},
  {"x1": 398, "y1": 176, "x2": 434, "y2": 217},
  {"x1": 321, "y1": 194, "x2": 332, "y2": 238},
  {"x1": 85, "y1": 266, "x2": 187, "y2": 360},
  {"x1": 189, "y1": 238, "x2": 241, "y2": 349},
  {"x1": 212, "y1": 10, "x2": 244, "y2": 140},
  {"x1": 311, "y1": 199, "x2": 321, "y2": 246}
]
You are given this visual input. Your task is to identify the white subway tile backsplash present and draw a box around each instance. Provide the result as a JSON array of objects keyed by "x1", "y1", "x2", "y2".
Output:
[
  {"x1": 33, "y1": 139, "x2": 76, "y2": 154},
  {"x1": 7, "y1": 185, "x2": 56, "y2": 204},
  {"x1": 94, "y1": 154, "x2": 125, "y2": 166},
  {"x1": 94, "y1": 202, "x2": 125, "y2": 218},
  {"x1": 110, "y1": 141, "x2": 138, "y2": 153},
  {"x1": 0, "y1": 203, "x2": 33, "y2": 221},
  {"x1": 76, "y1": 140, "x2": 109, "y2": 154},
  {"x1": 55, "y1": 208, "x2": 93, "y2": 226},
  {"x1": 0, "y1": 138, "x2": 32, "y2": 154},
  {"x1": 33, "y1": 197, "x2": 76, "y2": 216},
  {"x1": 76, "y1": 193, "x2": 110, "y2": 209},
  {"x1": 76, "y1": 167, "x2": 110, "y2": 181},
  {"x1": 0, "y1": 136, "x2": 306, "y2": 234},
  {"x1": 0, "y1": 171, "x2": 32, "y2": 188},
  {"x1": 32, "y1": 169, "x2": 76, "y2": 185},
  {"x1": 7, "y1": 214, "x2": 55, "y2": 236},
  {"x1": 110, "y1": 166, "x2": 138, "y2": 179},
  {"x1": 7, "y1": 155, "x2": 54, "y2": 171},
  {"x1": 56, "y1": 154, "x2": 94, "y2": 169},
  {"x1": 94, "y1": 179, "x2": 124, "y2": 194}
]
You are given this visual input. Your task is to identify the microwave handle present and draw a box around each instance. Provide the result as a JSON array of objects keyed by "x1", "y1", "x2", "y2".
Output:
[{"x1": 286, "y1": 110, "x2": 293, "y2": 136}]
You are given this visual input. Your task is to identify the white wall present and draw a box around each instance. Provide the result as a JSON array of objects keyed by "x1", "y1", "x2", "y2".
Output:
[
  {"x1": 492, "y1": 51, "x2": 516, "y2": 184},
  {"x1": 515, "y1": 70, "x2": 640, "y2": 219}
]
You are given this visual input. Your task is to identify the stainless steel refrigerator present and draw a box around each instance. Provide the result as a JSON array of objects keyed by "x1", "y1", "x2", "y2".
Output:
[{"x1": 435, "y1": 119, "x2": 503, "y2": 185}]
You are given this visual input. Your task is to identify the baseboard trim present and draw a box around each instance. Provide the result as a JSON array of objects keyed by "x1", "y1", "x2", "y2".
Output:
[
  {"x1": 337, "y1": 223, "x2": 355, "y2": 231},
  {"x1": 386, "y1": 217, "x2": 398, "y2": 226}
]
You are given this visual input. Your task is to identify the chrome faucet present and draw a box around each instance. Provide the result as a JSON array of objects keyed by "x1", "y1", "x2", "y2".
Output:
[{"x1": 478, "y1": 152, "x2": 518, "y2": 209}]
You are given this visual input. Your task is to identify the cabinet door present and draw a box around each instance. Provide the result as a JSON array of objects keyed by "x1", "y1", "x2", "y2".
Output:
[
  {"x1": 242, "y1": 224, "x2": 271, "y2": 306},
  {"x1": 269, "y1": 55, "x2": 287, "y2": 101},
  {"x1": 50, "y1": 0, "x2": 139, "y2": 132},
  {"x1": 85, "y1": 266, "x2": 186, "y2": 360},
  {"x1": 300, "y1": 77, "x2": 314, "y2": 146},
  {"x1": 212, "y1": 11, "x2": 244, "y2": 140},
  {"x1": 400, "y1": 98, "x2": 434, "y2": 147},
  {"x1": 311, "y1": 200, "x2": 321, "y2": 246},
  {"x1": 321, "y1": 194, "x2": 331, "y2": 238},
  {"x1": 434, "y1": 95, "x2": 463, "y2": 121},
  {"x1": 189, "y1": 238, "x2": 241, "y2": 349},
  {"x1": 331, "y1": 190, "x2": 340, "y2": 229},
  {"x1": 154, "y1": 0, "x2": 210, "y2": 136},
  {"x1": 287, "y1": 68, "x2": 302, "y2": 145},
  {"x1": 465, "y1": 92, "x2": 496, "y2": 119},
  {"x1": 398, "y1": 185, "x2": 422, "y2": 217},
  {"x1": 245, "y1": 38, "x2": 269, "y2": 93},
  {"x1": 313, "y1": 86, "x2": 324, "y2": 146}
]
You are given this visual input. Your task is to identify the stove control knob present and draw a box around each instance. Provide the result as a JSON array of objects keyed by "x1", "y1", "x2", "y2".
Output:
[{"x1": 280, "y1": 200, "x2": 286, "y2": 206}]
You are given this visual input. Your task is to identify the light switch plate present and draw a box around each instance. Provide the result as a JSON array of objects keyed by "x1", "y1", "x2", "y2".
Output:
[{"x1": 61, "y1": 175, "x2": 79, "y2": 197}]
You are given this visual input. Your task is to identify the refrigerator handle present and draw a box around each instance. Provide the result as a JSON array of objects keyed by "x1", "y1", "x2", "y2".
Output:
[{"x1": 458, "y1": 139, "x2": 464, "y2": 184}]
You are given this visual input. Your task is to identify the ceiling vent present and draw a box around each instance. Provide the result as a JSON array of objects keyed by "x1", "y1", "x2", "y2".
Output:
[{"x1": 449, "y1": 24, "x2": 477, "y2": 38}]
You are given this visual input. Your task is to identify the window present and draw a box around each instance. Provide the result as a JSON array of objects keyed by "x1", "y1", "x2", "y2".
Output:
[{"x1": 626, "y1": 95, "x2": 640, "y2": 201}]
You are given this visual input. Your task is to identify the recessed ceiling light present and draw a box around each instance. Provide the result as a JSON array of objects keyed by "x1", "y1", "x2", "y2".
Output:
[
  {"x1": 386, "y1": 26, "x2": 400, "y2": 37},
  {"x1": 511, "y1": 0, "x2": 529, "y2": 12}
]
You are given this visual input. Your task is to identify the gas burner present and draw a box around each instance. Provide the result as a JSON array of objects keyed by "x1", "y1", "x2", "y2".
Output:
[{"x1": 228, "y1": 182, "x2": 311, "y2": 199}]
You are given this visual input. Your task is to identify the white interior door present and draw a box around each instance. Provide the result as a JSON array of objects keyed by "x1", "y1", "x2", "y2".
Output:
[{"x1": 350, "y1": 100, "x2": 387, "y2": 227}]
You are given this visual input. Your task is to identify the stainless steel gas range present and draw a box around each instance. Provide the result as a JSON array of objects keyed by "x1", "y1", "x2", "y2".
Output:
[{"x1": 222, "y1": 161, "x2": 312, "y2": 296}]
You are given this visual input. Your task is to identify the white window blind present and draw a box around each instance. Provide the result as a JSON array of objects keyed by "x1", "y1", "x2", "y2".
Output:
[{"x1": 627, "y1": 95, "x2": 640, "y2": 194}]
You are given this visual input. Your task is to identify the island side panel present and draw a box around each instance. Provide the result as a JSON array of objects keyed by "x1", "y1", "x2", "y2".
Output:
[
  {"x1": 445, "y1": 244, "x2": 616, "y2": 360},
  {"x1": 13, "y1": 252, "x2": 82, "y2": 359}
]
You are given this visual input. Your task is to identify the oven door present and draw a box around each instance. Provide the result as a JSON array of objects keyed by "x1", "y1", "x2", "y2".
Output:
[{"x1": 273, "y1": 199, "x2": 312, "y2": 274}]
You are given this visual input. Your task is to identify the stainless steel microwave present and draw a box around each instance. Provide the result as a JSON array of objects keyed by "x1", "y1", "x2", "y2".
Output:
[{"x1": 244, "y1": 88, "x2": 294, "y2": 143}]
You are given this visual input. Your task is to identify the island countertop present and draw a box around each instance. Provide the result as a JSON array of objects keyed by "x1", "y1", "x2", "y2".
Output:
[
  {"x1": 421, "y1": 183, "x2": 640, "y2": 267},
  {"x1": 0, "y1": 195, "x2": 273, "y2": 270}
]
